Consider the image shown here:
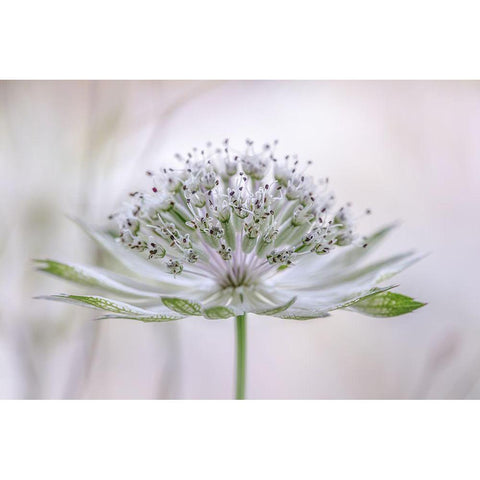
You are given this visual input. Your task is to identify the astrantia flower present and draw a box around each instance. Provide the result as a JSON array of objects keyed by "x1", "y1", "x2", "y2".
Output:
[{"x1": 37, "y1": 139, "x2": 425, "y2": 399}]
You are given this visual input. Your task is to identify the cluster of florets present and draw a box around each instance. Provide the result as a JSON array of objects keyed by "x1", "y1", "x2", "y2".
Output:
[{"x1": 110, "y1": 140, "x2": 369, "y2": 288}]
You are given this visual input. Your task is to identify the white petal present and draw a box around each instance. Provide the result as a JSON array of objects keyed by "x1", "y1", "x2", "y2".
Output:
[{"x1": 73, "y1": 217, "x2": 205, "y2": 288}]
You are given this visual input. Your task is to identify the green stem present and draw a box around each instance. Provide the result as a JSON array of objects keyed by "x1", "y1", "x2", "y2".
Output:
[{"x1": 235, "y1": 313, "x2": 247, "y2": 400}]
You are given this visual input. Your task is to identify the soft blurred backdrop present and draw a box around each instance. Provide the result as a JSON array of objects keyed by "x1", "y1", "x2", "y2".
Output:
[{"x1": 0, "y1": 80, "x2": 479, "y2": 399}]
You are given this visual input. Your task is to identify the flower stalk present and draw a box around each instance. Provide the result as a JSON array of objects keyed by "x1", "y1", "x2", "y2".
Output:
[{"x1": 235, "y1": 313, "x2": 247, "y2": 400}]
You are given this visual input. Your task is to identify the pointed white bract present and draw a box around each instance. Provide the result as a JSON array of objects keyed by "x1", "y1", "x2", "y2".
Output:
[{"x1": 38, "y1": 140, "x2": 425, "y2": 320}]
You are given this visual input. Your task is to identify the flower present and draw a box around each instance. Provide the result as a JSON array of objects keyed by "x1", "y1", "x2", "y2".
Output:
[{"x1": 36, "y1": 139, "x2": 425, "y2": 321}]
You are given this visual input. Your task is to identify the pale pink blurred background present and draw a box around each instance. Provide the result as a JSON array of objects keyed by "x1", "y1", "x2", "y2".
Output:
[{"x1": 0, "y1": 80, "x2": 479, "y2": 399}]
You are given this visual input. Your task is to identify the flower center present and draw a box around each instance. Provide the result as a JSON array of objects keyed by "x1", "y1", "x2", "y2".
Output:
[{"x1": 110, "y1": 139, "x2": 368, "y2": 287}]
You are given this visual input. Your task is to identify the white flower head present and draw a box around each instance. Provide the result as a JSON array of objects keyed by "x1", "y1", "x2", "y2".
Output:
[{"x1": 37, "y1": 140, "x2": 425, "y2": 321}]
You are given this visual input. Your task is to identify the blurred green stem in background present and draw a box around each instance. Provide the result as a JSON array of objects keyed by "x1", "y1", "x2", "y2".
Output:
[{"x1": 235, "y1": 314, "x2": 247, "y2": 400}]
